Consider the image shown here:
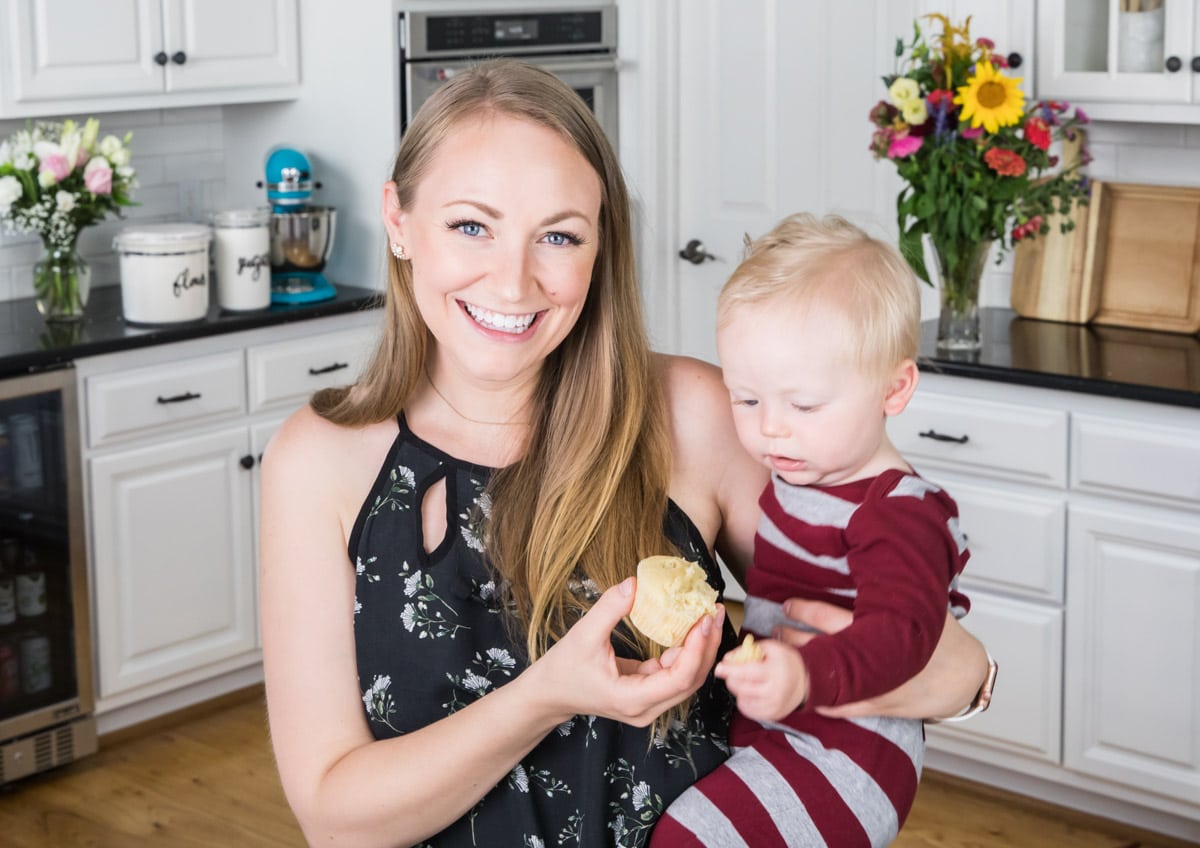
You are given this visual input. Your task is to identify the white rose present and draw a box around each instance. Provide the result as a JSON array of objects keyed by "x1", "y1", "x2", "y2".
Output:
[
  {"x1": 33, "y1": 139, "x2": 61, "y2": 161},
  {"x1": 116, "y1": 165, "x2": 135, "y2": 179},
  {"x1": 0, "y1": 141, "x2": 10, "y2": 168},
  {"x1": 110, "y1": 146, "x2": 131, "y2": 167},
  {"x1": 38, "y1": 169, "x2": 58, "y2": 188},
  {"x1": 902, "y1": 98, "x2": 928, "y2": 126},
  {"x1": 98, "y1": 135, "x2": 123, "y2": 159},
  {"x1": 55, "y1": 190, "x2": 76, "y2": 213},
  {"x1": 13, "y1": 152, "x2": 35, "y2": 171},
  {"x1": 0, "y1": 175, "x2": 21, "y2": 214}
]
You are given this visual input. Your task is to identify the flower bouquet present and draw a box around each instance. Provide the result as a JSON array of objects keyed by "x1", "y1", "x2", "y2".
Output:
[
  {"x1": 869, "y1": 14, "x2": 1090, "y2": 350},
  {"x1": 0, "y1": 119, "x2": 137, "y2": 321}
]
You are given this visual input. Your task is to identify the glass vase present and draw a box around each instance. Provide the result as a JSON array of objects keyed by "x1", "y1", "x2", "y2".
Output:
[
  {"x1": 932, "y1": 239, "x2": 991, "y2": 352},
  {"x1": 33, "y1": 235, "x2": 91, "y2": 322}
]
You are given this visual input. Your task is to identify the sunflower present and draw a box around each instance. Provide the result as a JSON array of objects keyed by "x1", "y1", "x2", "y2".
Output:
[{"x1": 955, "y1": 62, "x2": 1024, "y2": 134}]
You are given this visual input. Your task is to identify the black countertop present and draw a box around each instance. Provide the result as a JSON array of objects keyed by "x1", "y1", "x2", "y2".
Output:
[
  {"x1": 0, "y1": 283, "x2": 383, "y2": 379},
  {"x1": 919, "y1": 308, "x2": 1200, "y2": 409}
]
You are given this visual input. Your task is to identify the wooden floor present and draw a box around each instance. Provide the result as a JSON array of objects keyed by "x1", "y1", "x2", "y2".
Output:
[{"x1": 0, "y1": 686, "x2": 1194, "y2": 847}]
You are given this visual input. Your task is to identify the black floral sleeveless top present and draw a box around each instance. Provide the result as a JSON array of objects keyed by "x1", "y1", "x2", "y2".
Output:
[{"x1": 349, "y1": 415, "x2": 736, "y2": 847}]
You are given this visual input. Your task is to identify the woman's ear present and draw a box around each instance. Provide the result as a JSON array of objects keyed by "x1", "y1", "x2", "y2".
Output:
[
  {"x1": 381, "y1": 180, "x2": 406, "y2": 248},
  {"x1": 883, "y1": 359, "x2": 920, "y2": 417}
]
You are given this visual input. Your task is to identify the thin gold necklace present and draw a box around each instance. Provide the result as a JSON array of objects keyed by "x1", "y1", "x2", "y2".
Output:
[{"x1": 423, "y1": 364, "x2": 531, "y2": 427}]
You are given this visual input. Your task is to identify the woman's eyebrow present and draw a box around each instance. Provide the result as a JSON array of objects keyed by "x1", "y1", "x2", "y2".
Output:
[{"x1": 444, "y1": 199, "x2": 503, "y2": 218}]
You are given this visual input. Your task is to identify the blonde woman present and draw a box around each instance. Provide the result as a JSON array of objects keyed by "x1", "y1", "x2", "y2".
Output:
[{"x1": 259, "y1": 60, "x2": 988, "y2": 847}]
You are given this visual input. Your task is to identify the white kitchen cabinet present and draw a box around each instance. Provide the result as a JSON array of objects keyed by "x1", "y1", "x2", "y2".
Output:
[
  {"x1": 889, "y1": 372, "x2": 1200, "y2": 834},
  {"x1": 1037, "y1": 0, "x2": 1200, "y2": 123},
  {"x1": 78, "y1": 312, "x2": 377, "y2": 717},
  {"x1": 89, "y1": 425, "x2": 257, "y2": 698},
  {"x1": 0, "y1": 0, "x2": 299, "y2": 118},
  {"x1": 1066, "y1": 503, "x2": 1200, "y2": 806}
]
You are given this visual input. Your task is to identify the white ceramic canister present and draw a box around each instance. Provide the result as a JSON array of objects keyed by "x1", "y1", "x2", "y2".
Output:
[
  {"x1": 210, "y1": 207, "x2": 272, "y2": 311},
  {"x1": 113, "y1": 224, "x2": 212, "y2": 325}
]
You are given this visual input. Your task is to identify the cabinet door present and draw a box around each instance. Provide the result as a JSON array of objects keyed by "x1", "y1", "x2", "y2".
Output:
[
  {"x1": 1036, "y1": 0, "x2": 1194, "y2": 104},
  {"x1": 90, "y1": 426, "x2": 257, "y2": 698},
  {"x1": 162, "y1": 0, "x2": 298, "y2": 92},
  {"x1": 1065, "y1": 504, "x2": 1200, "y2": 805},
  {"x1": 5, "y1": 0, "x2": 163, "y2": 103},
  {"x1": 927, "y1": 592, "x2": 1063, "y2": 763}
]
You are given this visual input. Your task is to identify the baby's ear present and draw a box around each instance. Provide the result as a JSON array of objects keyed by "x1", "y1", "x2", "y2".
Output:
[{"x1": 883, "y1": 359, "x2": 919, "y2": 416}]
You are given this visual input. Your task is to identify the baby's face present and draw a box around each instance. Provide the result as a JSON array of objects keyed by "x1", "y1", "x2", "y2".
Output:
[{"x1": 716, "y1": 301, "x2": 893, "y2": 487}]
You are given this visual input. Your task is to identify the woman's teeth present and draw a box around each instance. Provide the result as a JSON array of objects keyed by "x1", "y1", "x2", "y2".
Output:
[{"x1": 464, "y1": 303, "x2": 536, "y2": 334}]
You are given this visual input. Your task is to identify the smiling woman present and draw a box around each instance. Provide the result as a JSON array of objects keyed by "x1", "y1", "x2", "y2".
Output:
[{"x1": 256, "y1": 57, "x2": 987, "y2": 848}]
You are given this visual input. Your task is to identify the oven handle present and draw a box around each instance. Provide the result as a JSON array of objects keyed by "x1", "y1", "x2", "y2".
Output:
[{"x1": 527, "y1": 57, "x2": 620, "y2": 75}]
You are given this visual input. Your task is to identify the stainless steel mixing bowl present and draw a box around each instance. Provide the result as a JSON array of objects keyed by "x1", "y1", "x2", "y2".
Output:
[{"x1": 269, "y1": 206, "x2": 337, "y2": 272}]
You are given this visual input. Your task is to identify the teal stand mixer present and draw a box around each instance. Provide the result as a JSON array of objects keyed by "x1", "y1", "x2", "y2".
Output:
[{"x1": 263, "y1": 147, "x2": 337, "y2": 304}]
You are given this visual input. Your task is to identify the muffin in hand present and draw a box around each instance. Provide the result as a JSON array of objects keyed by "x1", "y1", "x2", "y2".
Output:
[{"x1": 629, "y1": 555, "x2": 719, "y2": 647}]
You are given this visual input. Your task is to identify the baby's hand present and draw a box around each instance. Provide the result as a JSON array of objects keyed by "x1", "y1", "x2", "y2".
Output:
[{"x1": 715, "y1": 637, "x2": 809, "y2": 722}]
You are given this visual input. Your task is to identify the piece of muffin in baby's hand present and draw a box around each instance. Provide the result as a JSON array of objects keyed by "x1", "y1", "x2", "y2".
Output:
[
  {"x1": 629, "y1": 555, "x2": 718, "y2": 647},
  {"x1": 724, "y1": 633, "x2": 765, "y2": 664}
]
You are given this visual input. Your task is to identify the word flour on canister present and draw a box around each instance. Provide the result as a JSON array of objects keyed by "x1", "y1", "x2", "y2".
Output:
[
  {"x1": 211, "y1": 207, "x2": 272, "y2": 311},
  {"x1": 114, "y1": 224, "x2": 212, "y2": 325}
]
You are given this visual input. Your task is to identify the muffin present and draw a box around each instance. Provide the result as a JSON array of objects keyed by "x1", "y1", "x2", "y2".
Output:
[{"x1": 629, "y1": 555, "x2": 719, "y2": 647}]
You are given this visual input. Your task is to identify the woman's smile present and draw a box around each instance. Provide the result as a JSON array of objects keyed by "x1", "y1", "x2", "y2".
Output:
[{"x1": 460, "y1": 300, "x2": 542, "y2": 336}]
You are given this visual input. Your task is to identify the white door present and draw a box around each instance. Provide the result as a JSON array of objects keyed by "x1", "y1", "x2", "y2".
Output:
[
  {"x1": 672, "y1": 0, "x2": 921, "y2": 364},
  {"x1": 6, "y1": 0, "x2": 163, "y2": 103},
  {"x1": 162, "y1": 0, "x2": 298, "y2": 92},
  {"x1": 89, "y1": 426, "x2": 258, "y2": 698},
  {"x1": 1065, "y1": 503, "x2": 1200, "y2": 806}
]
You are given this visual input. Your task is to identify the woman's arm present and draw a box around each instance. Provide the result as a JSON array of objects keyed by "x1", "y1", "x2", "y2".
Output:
[{"x1": 259, "y1": 408, "x2": 724, "y2": 847}]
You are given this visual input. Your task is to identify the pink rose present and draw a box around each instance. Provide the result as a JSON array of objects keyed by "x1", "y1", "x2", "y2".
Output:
[
  {"x1": 887, "y1": 134, "x2": 923, "y2": 159},
  {"x1": 39, "y1": 153, "x2": 71, "y2": 184},
  {"x1": 83, "y1": 157, "x2": 113, "y2": 195}
]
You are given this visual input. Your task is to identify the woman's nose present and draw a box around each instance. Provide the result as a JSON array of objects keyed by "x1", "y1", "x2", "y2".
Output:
[{"x1": 494, "y1": 244, "x2": 535, "y2": 303}]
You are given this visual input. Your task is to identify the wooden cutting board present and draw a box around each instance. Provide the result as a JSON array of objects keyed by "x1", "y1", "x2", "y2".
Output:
[{"x1": 1088, "y1": 181, "x2": 1200, "y2": 335}]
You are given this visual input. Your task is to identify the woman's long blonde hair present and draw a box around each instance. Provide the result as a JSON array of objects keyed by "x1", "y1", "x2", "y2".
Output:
[{"x1": 313, "y1": 59, "x2": 678, "y2": 668}]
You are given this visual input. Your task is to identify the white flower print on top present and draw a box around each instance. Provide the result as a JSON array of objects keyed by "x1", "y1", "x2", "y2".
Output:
[
  {"x1": 368, "y1": 464, "x2": 417, "y2": 517},
  {"x1": 396, "y1": 559, "x2": 468, "y2": 640},
  {"x1": 459, "y1": 479, "x2": 490, "y2": 552},
  {"x1": 443, "y1": 648, "x2": 517, "y2": 712},
  {"x1": 508, "y1": 762, "x2": 571, "y2": 798},
  {"x1": 362, "y1": 674, "x2": 401, "y2": 734},
  {"x1": 605, "y1": 759, "x2": 664, "y2": 847}
]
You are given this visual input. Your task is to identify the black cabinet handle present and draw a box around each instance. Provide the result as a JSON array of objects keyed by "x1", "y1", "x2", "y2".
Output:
[
  {"x1": 156, "y1": 391, "x2": 201, "y2": 404},
  {"x1": 171, "y1": 51, "x2": 187, "y2": 65},
  {"x1": 1192, "y1": 56, "x2": 1200, "y2": 73},
  {"x1": 918, "y1": 429, "x2": 969, "y2": 445},
  {"x1": 239, "y1": 455, "x2": 255, "y2": 470},
  {"x1": 1166, "y1": 55, "x2": 1183, "y2": 72},
  {"x1": 1006, "y1": 52, "x2": 1022, "y2": 69},
  {"x1": 154, "y1": 51, "x2": 168, "y2": 66},
  {"x1": 309, "y1": 362, "x2": 349, "y2": 375}
]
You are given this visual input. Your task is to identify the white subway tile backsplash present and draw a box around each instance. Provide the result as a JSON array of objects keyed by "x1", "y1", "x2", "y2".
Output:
[
  {"x1": 0, "y1": 106, "x2": 225, "y2": 303},
  {"x1": 1112, "y1": 142, "x2": 1200, "y2": 186},
  {"x1": 1084, "y1": 121, "x2": 1187, "y2": 147}
]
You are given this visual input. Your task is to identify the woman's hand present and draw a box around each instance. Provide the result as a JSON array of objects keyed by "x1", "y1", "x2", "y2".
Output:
[
  {"x1": 528, "y1": 578, "x2": 725, "y2": 727},
  {"x1": 715, "y1": 639, "x2": 809, "y2": 722},
  {"x1": 773, "y1": 599, "x2": 988, "y2": 720}
]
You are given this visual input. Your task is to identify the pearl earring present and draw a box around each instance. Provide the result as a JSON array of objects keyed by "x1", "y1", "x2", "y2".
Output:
[{"x1": 390, "y1": 242, "x2": 407, "y2": 260}]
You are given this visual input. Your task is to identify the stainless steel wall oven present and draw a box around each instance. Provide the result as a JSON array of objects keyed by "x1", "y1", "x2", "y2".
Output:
[{"x1": 399, "y1": 4, "x2": 618, "y2": 145}]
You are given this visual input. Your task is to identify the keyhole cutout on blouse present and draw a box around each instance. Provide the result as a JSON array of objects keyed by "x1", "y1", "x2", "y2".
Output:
[{"x1": 420, "y1": 475, "x2": 449, "y2": 555}]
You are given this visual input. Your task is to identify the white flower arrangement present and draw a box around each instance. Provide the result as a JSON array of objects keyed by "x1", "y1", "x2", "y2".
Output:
[{"x1": 0, "y1": 117, "x2": 137, "y2": 245}]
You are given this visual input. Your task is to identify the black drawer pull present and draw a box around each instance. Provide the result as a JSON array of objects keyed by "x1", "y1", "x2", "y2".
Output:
[
  {"x1": 239, "y1": 455, "x2": 255, "y2": 470},
  {"x1": 916, "y1": 431, "x2": 964, "y2": 443},
  {"x1": 309, "y1": 362, "x2": 349, "y2": 375},
  {"x1": 156, "y1": 391, "x2": 202, "y2": 404}
]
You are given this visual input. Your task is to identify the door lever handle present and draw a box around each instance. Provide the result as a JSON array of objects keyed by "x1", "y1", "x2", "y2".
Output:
[{"x1": 678, "y1": 239, "x2": 720, "y2": 265}]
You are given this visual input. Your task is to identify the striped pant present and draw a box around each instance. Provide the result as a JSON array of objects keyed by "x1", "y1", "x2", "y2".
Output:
[{"x1": 651, "y1": 713, "x2": 924, "y2": 847}]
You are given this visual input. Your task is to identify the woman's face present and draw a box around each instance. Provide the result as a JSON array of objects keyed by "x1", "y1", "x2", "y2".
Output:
[{"x1": 385, "y1": 113, "x2": 603, "y2": 389}]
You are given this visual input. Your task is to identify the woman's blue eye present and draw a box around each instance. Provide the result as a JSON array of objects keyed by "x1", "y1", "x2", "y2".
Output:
[
  {"x1": 450, "y1": 220, "x2": 484, "y2": 237},
  {"x1": 545, "y1": 231, "x2": 582, "y2": 246}
]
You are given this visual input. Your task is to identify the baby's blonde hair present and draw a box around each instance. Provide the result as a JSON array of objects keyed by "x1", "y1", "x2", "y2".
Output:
[{"x1": 718, "y1": 213, "x2": 921, "y2": 379}]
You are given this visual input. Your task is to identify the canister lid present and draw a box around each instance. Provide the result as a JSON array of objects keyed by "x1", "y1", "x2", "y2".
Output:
[
  {"x1": 113, "y1": 223, "x2": 211, "y2": 253},
  {"x1": 210, "y1": 206, "x2": 272, "y2": 228}
]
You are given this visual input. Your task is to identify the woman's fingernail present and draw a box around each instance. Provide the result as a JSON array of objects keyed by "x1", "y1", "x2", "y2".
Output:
[
  {"x1": 619, "y1": 577, "x2": 634, "y2": 596},
  {"x1": 702, "y1": 615, "x2": 713, "y2": 636}
]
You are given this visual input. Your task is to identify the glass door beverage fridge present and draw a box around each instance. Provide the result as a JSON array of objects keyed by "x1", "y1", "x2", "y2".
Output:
[{"x1": 0, "y1": 365, "x2": 95, "y2": 784}]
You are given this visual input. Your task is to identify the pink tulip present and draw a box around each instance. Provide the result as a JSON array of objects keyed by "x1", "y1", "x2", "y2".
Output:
[
  {"x1": 39, "y1": 153, "x2": 71, "y2": 183},
  {"x1": 83, "y1": 158, "x2": 113, "y2": 195}
]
